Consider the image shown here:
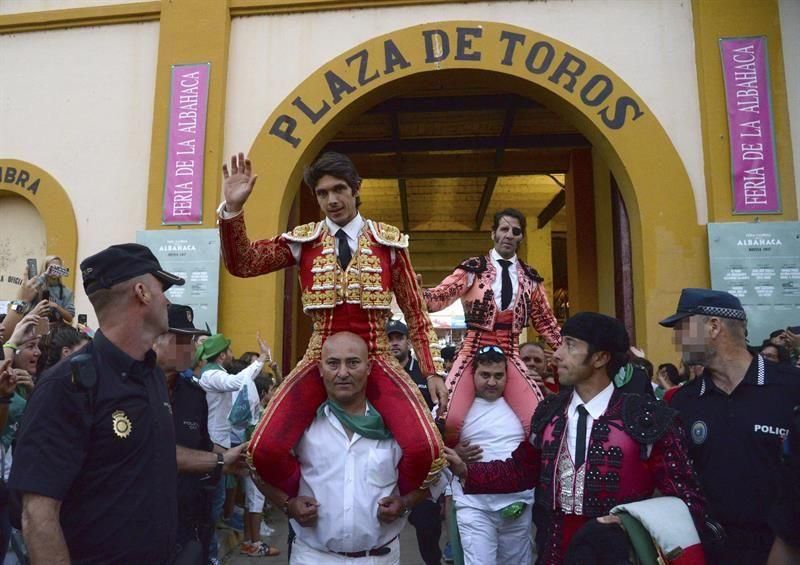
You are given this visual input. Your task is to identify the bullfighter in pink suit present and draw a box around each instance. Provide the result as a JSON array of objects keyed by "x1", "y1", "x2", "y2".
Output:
[{"x1": 423, "y1": 208, "x2": 562, "y2": 446}]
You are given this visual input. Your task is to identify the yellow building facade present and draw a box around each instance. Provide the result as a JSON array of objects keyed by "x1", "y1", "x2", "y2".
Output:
[{"x1": 1, "y1": 0, "x2": 798, "y2": 367}]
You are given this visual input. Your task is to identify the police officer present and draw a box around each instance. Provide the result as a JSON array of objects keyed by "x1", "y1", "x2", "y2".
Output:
[
  {"x1": 9, "y1": 244, "x2": 245, "y2": 564},
  {"x1": 661, "y1": 288, "x2": 800, "y2": 564},
  {"x1": 153, "y1": 304, "x2": 216, "y2": 563},
  {"x1": 387, "y1": 319, "x2": 441, "y2": 565}
]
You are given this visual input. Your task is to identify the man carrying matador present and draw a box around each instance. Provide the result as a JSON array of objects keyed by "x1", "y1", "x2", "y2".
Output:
[
  {"x1": 423, "y1": 208, "x2": 562, "y2": 446},
  {"x1": 217, "y1": 152, "x2": 447, "y2": 496}
]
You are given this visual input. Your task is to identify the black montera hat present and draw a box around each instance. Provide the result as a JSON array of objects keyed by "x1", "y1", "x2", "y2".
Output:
[
  {"x1": 81, "y1": 243, "x2": 185, "y2": 295},
  {"x1": 561, "y1": 312, "x2": 629, "y2": 354}
]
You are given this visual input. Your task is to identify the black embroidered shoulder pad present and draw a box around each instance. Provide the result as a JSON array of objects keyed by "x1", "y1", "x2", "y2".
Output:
[
  {"x1": 531, "y1": 392, "x2": 570, "y2": 434},
  {"x1": 621, "y1": 394, "x2": 678, "y2": 445},
  {"x1": 518, "y1": 260, "x2": 544, "y2": 283},
  {"x1": 456, "y1": 256, "x2": 488, "y2": 274}
]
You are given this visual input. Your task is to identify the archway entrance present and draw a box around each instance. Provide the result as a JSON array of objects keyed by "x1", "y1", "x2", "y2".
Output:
[
  {"x1": 0, "y1": 159, "x2": 78, "y2": 302},
  {"x1": 219, "y1": 21, "x2": 706, "y2": 367}
]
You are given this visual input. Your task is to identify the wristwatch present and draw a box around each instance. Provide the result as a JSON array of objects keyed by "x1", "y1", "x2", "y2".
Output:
[{"x1": 8, "y1": 301, "x2": 29, "y2": 315}]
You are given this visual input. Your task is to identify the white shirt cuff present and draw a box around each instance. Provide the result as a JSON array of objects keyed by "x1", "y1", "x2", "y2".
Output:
[{"x1": 217, "y1": 201, "x2": 243, "y2": 220}]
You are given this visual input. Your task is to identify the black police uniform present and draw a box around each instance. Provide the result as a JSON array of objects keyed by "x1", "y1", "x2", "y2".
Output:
[
  {"x1": 400, "y1": 355, "x2": 441, "y2": 565},
  {"x1": 404, "y1": 356, "x2": 435, "y2": 410},
  {"x1": 171, "y1": 373, "x2": 215, "y2": 559},
  {"x1": 9, "y1": 331, "x2": 178, "y2": 564},
  {"x1": 669, "y1": 354, "x2": 800, "y2": 564}
]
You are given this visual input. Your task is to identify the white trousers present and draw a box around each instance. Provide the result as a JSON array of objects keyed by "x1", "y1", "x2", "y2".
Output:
[
  {"x1": 290, "y1": 537, "x2": 400, "y2": 565},
  {"x1": 456, "y1": 503, "x2": 533, "y2": 565}
]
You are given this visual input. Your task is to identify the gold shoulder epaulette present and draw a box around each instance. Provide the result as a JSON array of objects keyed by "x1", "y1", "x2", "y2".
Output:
[
  {"x1": 366, "y1": 219, "x2": 409, "y2": 249},
  {"x1": 282, "y1": 221, "x2": 324, "y2": 242}
]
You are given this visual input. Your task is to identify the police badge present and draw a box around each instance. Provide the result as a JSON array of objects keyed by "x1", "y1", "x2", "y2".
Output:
[{"x1": 112, "y1": 410, "x2": 132, "y2": 439}]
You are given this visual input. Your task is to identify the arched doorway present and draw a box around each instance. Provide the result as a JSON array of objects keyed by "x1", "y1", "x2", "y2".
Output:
[
  {"x1": 0, "y1": 159, "x2": 78, "y2": 301},
  {"x1": 219, "y1": 22, "x2": 707, "y2": 366}
]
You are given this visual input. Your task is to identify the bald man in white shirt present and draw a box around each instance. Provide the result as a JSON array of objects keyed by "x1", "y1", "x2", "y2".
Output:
[{"x1": 258, "y1": 332, "x2": 437, "y2": 564}]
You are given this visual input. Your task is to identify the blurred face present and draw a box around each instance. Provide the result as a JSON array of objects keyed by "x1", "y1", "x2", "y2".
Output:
[
  {"x1": 491, "y1": 216, "x2": 524, "y2": 259},
  {"x1": 154, "y1": 332, "x2": 195, "y2": 373},
  {"x1": 672, "y1": 316, "x2": 714, "y2": 366},
  {"x1": 61, "y1": 339, "x2": 89, "y2": 360},
  {"x1": 388, "y1": 332, "x2": 410, "y2": 363},
  {"x1": 473, "y1": 360, "x2": 507, "y2": 401},
  {"x1": 761, "y1": 345, "x2": 779, "y2": 363},
  {"x1": 315, "y1": 174, "x2": 359, "y2": 227},
  {"x1": 552, "y1": 336, "x2": 596, "y2": 386},
  {"x1": 320, "y1": 334, "x2": 371, "y2": 407},
  {"x1": 15, "y1": 336, "x2": 41, "y2": 375},
  {"x1": 520, "y1": 344, "x2": 548, "y2": 376}
]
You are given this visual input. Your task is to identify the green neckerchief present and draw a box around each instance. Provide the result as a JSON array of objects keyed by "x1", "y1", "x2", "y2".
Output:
[
  {"x1": 614, "y1": 363, "x2": 634, "y2": 388},
  {"x1": 318, "y1": 399, "x2": 393, "y2": 440},
  {"x1": 200, "y1": 362, "x2": 224, "y2": 375}
]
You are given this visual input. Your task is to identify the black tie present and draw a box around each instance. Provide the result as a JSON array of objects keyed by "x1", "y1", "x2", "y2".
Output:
[
  {"x1": 574, "y1": 404, "x2": 589, "y2": 469},
  {"x1": 498, "y1": 259, "x2": 513, "y2": 310},
  {"x1": 336, "y1": 230, "x2": 352, "y2": 269}
]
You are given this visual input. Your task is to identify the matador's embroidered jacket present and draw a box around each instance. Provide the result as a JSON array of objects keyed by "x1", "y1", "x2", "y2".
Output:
[
  {"x1": 219, "y1": 213, "x2": 443, "y2": 372},
  {"x1": 463, "y1": 390, "x2": 706, "y2": 563},
  {"x1": 423, "y1": 254, "x2": 561, "y2": 344}
]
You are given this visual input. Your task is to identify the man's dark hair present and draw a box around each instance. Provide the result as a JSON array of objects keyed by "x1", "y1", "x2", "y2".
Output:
[
  {"x1": 585, "y1": 343, "x2": 628, "y2": 379},
  {"x1": 227, "y1": 359, "x2": 249, "y2": 374},
  {"x1": 40, "y1": 325, "x2": 89, "y2": 372},
  {"x1": 657, "y1": 362, "x2": 683, "y2": 386},
  {"x1": 761, "y1": 341, "x2": 792, "y2": 364},
  {"x1": 304, "y1": 152, "x2": 361, "y2": 191},
  {"x1": 492, "y1": 208, "x2": 527, "y2": 233},
  {"x1": 239, "y1": 351, "x2": 259, "y2": 364},
  {"x1": 472, "y1": 345, "x2": 506, "y2": 370}
]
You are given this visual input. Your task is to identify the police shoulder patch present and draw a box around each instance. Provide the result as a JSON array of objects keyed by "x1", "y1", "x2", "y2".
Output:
[
  {"x1": 690, "y1": 420, "x2": 708, "y2": 445},
  {"x1": 367, "y1": 220, "x2": 409, "y2": 248},
  {"x1": 282, "y1": 221, "x2": 324, "y2": 242}
]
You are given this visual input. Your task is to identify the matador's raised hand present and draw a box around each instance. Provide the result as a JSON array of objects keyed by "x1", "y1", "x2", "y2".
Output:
[{"x1": 222, "y1": 152, "x2": 258, "y2": 214}]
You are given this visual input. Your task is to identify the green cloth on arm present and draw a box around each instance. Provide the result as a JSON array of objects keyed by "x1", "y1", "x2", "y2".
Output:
[{"x1": 318, "y1": 399, "x2": 393, "y2": 440}]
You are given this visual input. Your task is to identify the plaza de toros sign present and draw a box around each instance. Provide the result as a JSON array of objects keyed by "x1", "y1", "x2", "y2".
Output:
[{"x1": 267, "y1": 23, "x2": 646, "y2": 150}]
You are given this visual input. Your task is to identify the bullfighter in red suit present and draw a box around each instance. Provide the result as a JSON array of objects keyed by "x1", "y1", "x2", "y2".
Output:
[
  {"x1": 445, "y1": 312, "x2": 706, "y2": 564},
  {"x1": 423, "y1": 208, "x2": 562, "y2": 446},
  {"x1": 218, "y1": 152, "x2": 448, "y2": 496}
]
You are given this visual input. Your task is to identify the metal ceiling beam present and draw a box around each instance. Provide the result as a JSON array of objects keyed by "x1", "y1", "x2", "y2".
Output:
[
  {"x1": 350, "y1": 151, "x2": 571, "y2": 178},
  {"x1": 324, "y1": 133, "x2": 589, "y2": 154},
  {"x1": 537, "y1": 190, "x2": 566, "y2": 229},
  {"x1": 475, "y1": 99, "x2": 517, "y2": 230}
]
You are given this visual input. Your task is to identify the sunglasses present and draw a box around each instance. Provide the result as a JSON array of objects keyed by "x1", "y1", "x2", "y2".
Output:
[{"x1": 477, "y1": 345, "x2": 505, "y2": 356}]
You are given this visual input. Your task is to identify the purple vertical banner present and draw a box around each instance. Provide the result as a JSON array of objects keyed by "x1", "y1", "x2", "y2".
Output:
[
  {"x1": 720, "y1": 37, "x2": 781, "y2": 214},
  {"x1": 163, "y1": 63, "x2": 210, "y2": 224}
]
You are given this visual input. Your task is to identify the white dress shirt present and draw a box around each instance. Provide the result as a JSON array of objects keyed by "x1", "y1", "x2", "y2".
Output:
[
  {"x1": 565, "y1": 382, "x2": 615, "y2": 463},
  {"x1": 199, "y1": 359, "x2": 264, "y2": 448},
  {"x1": 453, "y1": 397, "x2": 534, "y2": 511},
  {"x1": 489, "y1": 248, "x2": 519, "y2": 310},
  {"x1": 292, "y1": 404, "x2": 406, "y2": 554}
]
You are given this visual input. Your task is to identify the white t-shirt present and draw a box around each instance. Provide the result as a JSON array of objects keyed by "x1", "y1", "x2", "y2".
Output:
[{"x1": 453, "y1": 397, "x2": 534, "y2": 511}]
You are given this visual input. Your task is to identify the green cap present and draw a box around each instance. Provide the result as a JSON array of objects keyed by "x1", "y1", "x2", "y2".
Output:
[{"x1": 196, "y1": 333, "x2": 231, "y2": 361}]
